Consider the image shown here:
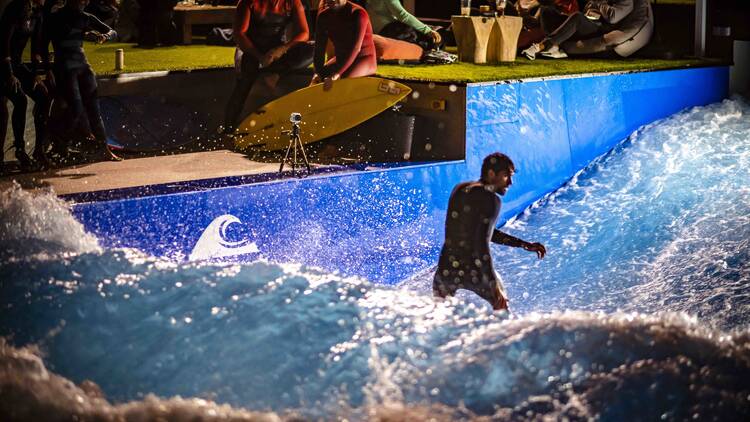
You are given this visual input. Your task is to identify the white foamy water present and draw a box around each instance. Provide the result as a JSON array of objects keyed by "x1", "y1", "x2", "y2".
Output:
[{"x1": 2, "y1": 99, "x2": 750, "y2": 420}]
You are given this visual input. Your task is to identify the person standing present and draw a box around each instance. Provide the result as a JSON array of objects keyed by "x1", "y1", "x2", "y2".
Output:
[
  {"x1": 223, "y1": 0, "x2": 314, "y2": 133},
  {"x1": 433, "y1": 152, "x2": 546, "y2": 311},
  {"x1": 311, "y1": 0, "x2": 376, "y2": 91},
  {"x1": 0, "y1": 0, "x2": 55, "y2": 170},
  {"x1": 45, "y1": 0, "x2": 121, "y2": 162}
]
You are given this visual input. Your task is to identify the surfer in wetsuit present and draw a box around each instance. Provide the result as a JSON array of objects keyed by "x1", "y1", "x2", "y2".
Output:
[
  {"x1": 434, "y1": 152, "x2": 546, "y2": 311},
  {"x1": 223, "y1": 0, "x2": 314, "y2": 133},
  {"x1": 311, "y1": 0, "x2": 376, "y2": 91},
  {"x1": 44, "y1": 0, "x2": 121, "y2": 161},
  {"x1": 0, "y1": 0, "x2": 54, "y2": 170}
]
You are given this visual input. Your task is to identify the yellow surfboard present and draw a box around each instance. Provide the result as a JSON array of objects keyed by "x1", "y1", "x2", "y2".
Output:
[{"x1": 234, "y1": 77, "x2": 412, "y2": 152}]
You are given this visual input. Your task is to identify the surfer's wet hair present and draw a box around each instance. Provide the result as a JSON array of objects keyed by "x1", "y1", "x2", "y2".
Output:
[{"x1": 481, "y1": 152, "x2": 514, "y2": 181}]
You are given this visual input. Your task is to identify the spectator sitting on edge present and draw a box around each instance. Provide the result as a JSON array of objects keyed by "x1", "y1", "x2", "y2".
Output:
[
  {"x1": 311, "y1": 0, "x2": 376, "y2": 91},
  {"x1": 522, "y1": 0, "x2": 653, "y2": 60},
  {"x1": 223, "y1": 0, "x2": 314, "y2": 134},
  {"x1": 365, "y1": 0, "x2": 442, "y2": 51}
]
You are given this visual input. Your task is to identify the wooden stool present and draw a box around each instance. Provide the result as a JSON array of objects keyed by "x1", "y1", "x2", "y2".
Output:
[
  {"x1": 488, "y1": 16, "x2": 523, "y2": 63},
  {"x1": 451, "y1": 16, "x2": 496, "y2": 64}
]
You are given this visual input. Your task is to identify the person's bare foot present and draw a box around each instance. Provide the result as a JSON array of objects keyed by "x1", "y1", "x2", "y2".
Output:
[{"x1": 100, "y1": 144, "x2": 123, "y2": 162}]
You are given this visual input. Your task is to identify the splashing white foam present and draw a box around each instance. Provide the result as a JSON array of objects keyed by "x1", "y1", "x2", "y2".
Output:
[{"x1": 0, "y1": 183, "x2": 101, "y2": 259}]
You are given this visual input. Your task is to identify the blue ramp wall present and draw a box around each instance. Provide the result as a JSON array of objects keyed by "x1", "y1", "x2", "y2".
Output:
[{"x1": 71, "y1": 66, "x2": 729, "y2": 284}]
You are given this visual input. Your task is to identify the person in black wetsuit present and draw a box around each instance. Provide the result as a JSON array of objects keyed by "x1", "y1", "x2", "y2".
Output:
[
  {"x1": 44, "y1": 0, "x2": 121, "y2": 161},
  {"x1": 0, "y1": 0, "x2": 54, "y2": 170},
  {"x1": 223, "y1": 0, "x2": 314, "y2": 134},
  {"x1": 434, "y1": 152, "x2": 546, "y2": 311}
]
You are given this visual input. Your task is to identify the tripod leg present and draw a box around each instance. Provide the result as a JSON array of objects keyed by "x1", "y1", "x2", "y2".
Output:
[
  {"x1": 280, "y1": 139, "x2": 293, "y2": 173},
  {"x1": 297, "y1": 136, "x2": 311, "y2": 173},
  {"x1": 293, "y1": 136, "x2": 298, "y2": 173}
]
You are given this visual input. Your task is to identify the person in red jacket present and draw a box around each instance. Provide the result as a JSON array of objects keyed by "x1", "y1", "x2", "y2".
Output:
[{"x1": 311, "y1": 0, "x2": 376, "y2": 91}]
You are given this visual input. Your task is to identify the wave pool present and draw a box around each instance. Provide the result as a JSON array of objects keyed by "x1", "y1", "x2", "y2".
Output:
[{"x1": 1, "y1": 98, "x2": 749, "y2": 420}]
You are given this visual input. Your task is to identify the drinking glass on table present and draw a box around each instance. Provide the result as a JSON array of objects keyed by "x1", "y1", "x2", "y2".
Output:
[
  {"x1": 497, "y1": 0, "x2": 507, "y2": 16},
  {"x1": 460, "y1": 0, "x2": 471, "y2": 16}
]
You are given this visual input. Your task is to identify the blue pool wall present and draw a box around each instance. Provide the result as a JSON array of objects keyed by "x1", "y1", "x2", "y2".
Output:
[{"x1": 71, "y1": 66, "x2": 729, "y2": 284}]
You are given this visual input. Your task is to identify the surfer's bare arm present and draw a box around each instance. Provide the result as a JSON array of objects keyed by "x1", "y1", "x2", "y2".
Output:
[
  {"x1": 233, "y1": 0, "x2": 262, "y2": 60},
  {"x1": 325, "y1": 8, "x2": 368, "y2": 79},
  {"x1": 492, "y1": 230, "x2": 547, "y2": 259},
  {"x1": 312, "y1": 11, "x2": 330, "y2": 82},
  {"x1": 288, "y1": 0, "x2": 310, "y2": 45}
]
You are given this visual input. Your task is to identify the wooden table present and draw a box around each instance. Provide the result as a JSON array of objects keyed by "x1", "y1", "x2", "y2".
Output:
[
  {"x1": 173, "y1": 5, "x2": 236, "y2": 45},
  {"x1": 451, "y1": 15, "x2": 523, "y2": 63}
]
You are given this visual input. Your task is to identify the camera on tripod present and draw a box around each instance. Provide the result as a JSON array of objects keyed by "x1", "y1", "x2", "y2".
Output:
[{"x1": 279, "y1": 112, "x2": 310, "y2": 175}]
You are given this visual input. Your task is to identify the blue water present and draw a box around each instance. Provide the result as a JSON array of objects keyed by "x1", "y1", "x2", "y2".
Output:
[{"x1": 1, "y1": 98, "x2": 750, "y2": 420}]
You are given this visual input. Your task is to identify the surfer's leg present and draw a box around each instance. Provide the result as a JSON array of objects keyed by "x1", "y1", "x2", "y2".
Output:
[
  {"x1": 224, "y1": 54, "x2": 261, "y2": 131},
  {"x1": 79, "y1": 67, "x2": 120, "y2": 162},
  {"x1": 466, "y1": 273, "x2": 509, "y2": 312},
  {"x1": 3, "y1": 81, "x2": 30, "y2": 167},
  {"x1": 340, "y1": 54, "x2": 377, "y2": 78},
  {"x1": 490, "y1": 284, "x2": 509, "y2": 312},
  {"x1": 21, "y1": 70, "x2": 53, "y2": 164},
  {"x1": 79, "y1": 67, "x2": 106, "y2": 144},
  {"x1": 433, "y1": 272, "x2": 457, "y2": 299},
  {"x1": 545, "y1": 12, "x2": 601, "y2": 48}
]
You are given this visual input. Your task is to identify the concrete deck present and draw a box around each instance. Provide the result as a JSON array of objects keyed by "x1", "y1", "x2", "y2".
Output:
[{"x1": 0, "y1": 150, "x2": 285, "y2": 196}]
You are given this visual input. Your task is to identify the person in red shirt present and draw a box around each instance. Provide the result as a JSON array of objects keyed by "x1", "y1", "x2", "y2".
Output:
[
  {"x1": 224, "y1": 0, "x2": 313, "y2": 132},
  {"x1": 311, "y1": 0, "x2": 376, "y2": 91}
]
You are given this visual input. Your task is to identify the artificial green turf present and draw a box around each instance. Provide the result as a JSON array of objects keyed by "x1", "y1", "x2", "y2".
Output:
[
  {"x1": 85, "y1": 42, "x2": 236, "y2": 76},
  {"x1": 376, "y1": 58, "x2": 715, "y2": 83},
  {"x1": 79, "y1": 42, "x2": 717, "y2": 84}
]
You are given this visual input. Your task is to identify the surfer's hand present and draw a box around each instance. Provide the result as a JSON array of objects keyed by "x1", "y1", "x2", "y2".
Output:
[
  {"x1": 323, "y1": 74, "x2": 339, "y2": 91},
  {"x1": 310, "y1": 74, "x2": 322, "y2": 85},
  {"x1": 524, "y1": 242, "x2": 546, "y2": 259},
  {"x1": 430, "y1": 30, "x2": 442, "y2": 45},
  {"x1": 86, "y1": 31, "x2": 107, "y2": 43},
  {"x1": 323, "y1": 77, "x2": 333, "y2": 91},
  {"x1": 261, "y1": 46, "x2": 286, "y2": 67}
]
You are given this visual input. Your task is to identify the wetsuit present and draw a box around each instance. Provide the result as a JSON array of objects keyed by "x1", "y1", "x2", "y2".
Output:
[
  {"x1": 545, "y1": 0, "x2": 652, "y2": 57},
  {"x1": 45, "y1": 5, "x2": 116, "y2": 148},
  {"x1": 314, "y1": 1, "x2": 376, "y2": 80},
  {"x1": 0, "y1": 0, "x2": 52, "y2": 164},
  {"x1": 434, "y1": 182, "x2": 527, "y2": 306},
  {"x1": 224, "y1": 0, "x2": 314, "y2": 130}
]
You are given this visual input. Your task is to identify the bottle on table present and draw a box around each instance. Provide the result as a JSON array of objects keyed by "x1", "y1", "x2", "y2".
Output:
[{"x1": 460, "y1": 0, "x2": 471, "y2": 16}]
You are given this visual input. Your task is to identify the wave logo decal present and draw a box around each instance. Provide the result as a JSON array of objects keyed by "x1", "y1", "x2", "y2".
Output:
[{"x1": 189, "y1": 215, "x2": 260, "y2": 261}]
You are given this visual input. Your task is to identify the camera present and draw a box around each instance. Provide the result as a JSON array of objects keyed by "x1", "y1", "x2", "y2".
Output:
[{"x1": 290, "y1": 112, "x2": 302, "y2": 124}]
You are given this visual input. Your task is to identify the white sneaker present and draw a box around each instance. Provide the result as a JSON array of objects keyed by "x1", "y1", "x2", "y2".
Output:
[
  {"x1": 521, "y1": 43, "x2": 542, "y2": 60},
  {"x1": 539, "y1": 45, "x2": 568, "y2": 59}
]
